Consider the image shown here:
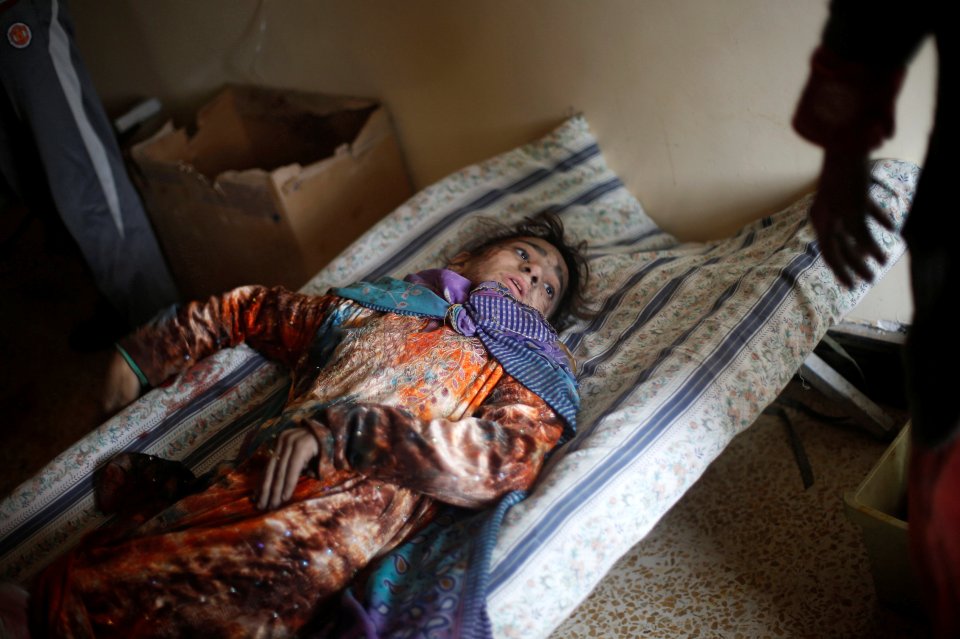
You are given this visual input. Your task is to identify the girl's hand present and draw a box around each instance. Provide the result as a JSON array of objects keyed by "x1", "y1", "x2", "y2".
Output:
[
  {"x1": 257, "y1": 427, "x2": 320, "y2": 510},
  {"x1": 102, "y1": 351, "x2": 142, "y2": 415}
]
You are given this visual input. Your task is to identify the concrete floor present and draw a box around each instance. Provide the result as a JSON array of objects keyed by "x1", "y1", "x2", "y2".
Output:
[
  {"x1": 551, "y1": 385, "x2": 928, "y2": 638},
  {"x1": 0, "y1": 204, "x2": 112, "y2": 498}
]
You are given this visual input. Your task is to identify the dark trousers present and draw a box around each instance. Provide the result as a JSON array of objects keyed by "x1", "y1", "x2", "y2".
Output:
[{"x1": 0, "y1": 0, "x2": 178, "y2": 324}]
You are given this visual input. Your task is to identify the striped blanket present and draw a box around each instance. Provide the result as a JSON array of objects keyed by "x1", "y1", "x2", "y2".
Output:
[{"x1": 0, "y1": 116, "x2": 916, "y2": 638}]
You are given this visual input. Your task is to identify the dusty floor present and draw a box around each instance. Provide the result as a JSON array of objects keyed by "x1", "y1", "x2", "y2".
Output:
[
  {"x1": 551, "y1": 384, "x2": 927, "y2": 638},
  {"x1": 0, "y1": 203, "x2": 113, "y2": 498}
]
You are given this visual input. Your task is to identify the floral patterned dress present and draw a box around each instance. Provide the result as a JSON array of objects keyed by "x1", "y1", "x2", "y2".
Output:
[{"x1": 32, "y1": 285, "x2": 565, "y2": 638}]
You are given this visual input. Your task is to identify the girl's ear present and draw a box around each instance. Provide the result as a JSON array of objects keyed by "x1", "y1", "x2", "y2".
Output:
[{"x1": 447, "y1": 251, "x2": 472, "y2": 273}]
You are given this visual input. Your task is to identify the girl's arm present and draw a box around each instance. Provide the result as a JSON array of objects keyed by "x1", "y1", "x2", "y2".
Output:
[
  {"x1": 116, "y1": 286, "x2": 339, "y2": 388},
  {"x1": 260, "y1": 373, "x2": 565, "y2": 509}
]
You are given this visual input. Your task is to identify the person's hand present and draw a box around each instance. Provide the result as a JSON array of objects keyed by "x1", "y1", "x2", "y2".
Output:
[
  {"x1": 809, "y1": 151, "x2": 895, "y2": 288},
  {"x1": 102, "y1": 351, "x2": 142, "y2": 415},
  {"x1": 257, "y1": 427, "x2": 320, "y2": 510}
]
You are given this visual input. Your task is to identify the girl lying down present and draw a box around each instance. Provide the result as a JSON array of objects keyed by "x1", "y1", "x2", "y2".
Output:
[{"x1": 6, "y1": 213, "x2": 589, "y2": 638}]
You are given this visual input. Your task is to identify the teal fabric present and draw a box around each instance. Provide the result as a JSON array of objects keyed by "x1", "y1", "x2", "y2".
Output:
[
  {"x1": 333, "y1": 277, "x2": 451, "y2": 318},
  {"x1": 333, "y1": 276, "x2": 578, "y2": 437}
]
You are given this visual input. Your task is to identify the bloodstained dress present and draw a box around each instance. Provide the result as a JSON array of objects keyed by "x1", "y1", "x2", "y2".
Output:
[{"x1": 32, "y1": 284, "x2": 566, "y2": 638}]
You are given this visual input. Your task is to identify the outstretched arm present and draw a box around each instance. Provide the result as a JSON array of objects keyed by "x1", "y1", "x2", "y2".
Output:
[
  {"x1": 104, "y1": 286, "x2": 338, "y2": 411},
  {"x1": 257, "y1": 374, "x2": 566, "y2": 510},
  {"x1": 792, "y1": 0, "x2": 930, "y2": 287}
]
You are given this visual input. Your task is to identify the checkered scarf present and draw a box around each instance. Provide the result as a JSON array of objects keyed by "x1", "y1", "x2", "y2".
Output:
[{"x1": 333, "y1": 271, "x2": 578, "y2": 438}]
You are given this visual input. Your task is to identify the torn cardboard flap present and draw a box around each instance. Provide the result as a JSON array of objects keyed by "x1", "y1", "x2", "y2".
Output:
[
  {"x1": 274, "y1": 108, "x2": 399, "y2": 195},
  {"x1": 131, "y1": 86, "x2": 412, "y2": 299}
]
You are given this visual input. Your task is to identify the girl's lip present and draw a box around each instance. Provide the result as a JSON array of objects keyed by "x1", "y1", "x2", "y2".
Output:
[{"x1": 508, "y1": 276, "x2": 524, "y2": 297}]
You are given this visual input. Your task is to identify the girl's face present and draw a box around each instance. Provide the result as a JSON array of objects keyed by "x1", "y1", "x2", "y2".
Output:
[{"x1": 449, "y1": 236, "x2": 568, "y2": 318}]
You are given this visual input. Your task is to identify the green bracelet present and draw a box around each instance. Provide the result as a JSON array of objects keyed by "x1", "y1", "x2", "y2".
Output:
[{"x1": 115, "y1": 344, "x2": 151, "y2": 390}]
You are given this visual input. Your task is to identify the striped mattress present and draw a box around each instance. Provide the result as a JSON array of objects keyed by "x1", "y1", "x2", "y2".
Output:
[{"x1": 0, "y1": 116, "x2": 917, "y2": 638}]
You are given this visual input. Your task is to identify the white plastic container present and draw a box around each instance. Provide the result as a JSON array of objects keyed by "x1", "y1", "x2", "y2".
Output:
[{"x1": 843, "y1": 424, "x2": 921, "y2": 614}]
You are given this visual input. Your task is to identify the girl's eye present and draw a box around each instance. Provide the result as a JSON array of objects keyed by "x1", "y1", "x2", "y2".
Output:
[
  {"x1": 545, "y1": 284, "x2": 555, "y2": 298},
  {"x1": 516, "y1": 248, "x2": 529, "y2": 260}
]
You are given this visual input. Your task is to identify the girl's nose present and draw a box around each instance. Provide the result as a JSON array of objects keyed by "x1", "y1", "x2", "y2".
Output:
[{"x1": 527, "y1": 262, "x2": 542, "y2": 283}]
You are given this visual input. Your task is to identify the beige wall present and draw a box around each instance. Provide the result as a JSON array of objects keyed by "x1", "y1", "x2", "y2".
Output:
[{"x1": 70, "y1": 0, "x2": 936, "y2": 323}]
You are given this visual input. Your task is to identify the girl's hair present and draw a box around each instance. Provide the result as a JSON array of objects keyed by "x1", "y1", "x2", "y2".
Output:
[{"x1": 455, "y1": 212, "x2": 592, "y2": 327}]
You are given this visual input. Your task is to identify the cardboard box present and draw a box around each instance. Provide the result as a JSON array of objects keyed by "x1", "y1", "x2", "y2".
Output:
[
  {"x1": 131, "y1": 86, "x2": 412, "y2": 299},
  {"x1": 843, "y1": 424, "x2": 921, "y2": 615}
]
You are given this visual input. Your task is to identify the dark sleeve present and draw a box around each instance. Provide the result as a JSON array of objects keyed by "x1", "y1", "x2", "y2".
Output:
[
  {"x1": 299, "y1": 374, "x2": 566, "y2": 509},
  {"x1": 792, "y1": 0, "x2": 932, "y2": 152},
  {"x1": 117, "y1": 286, "x2": 339, "y2": 387}
]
